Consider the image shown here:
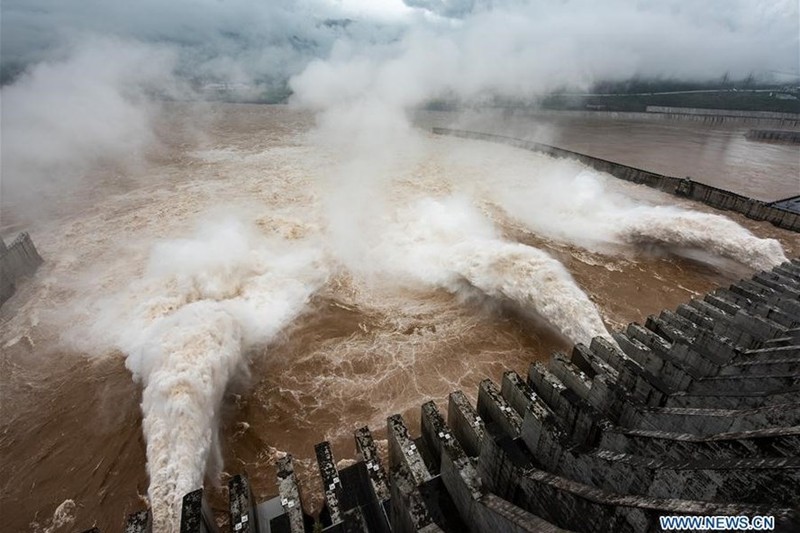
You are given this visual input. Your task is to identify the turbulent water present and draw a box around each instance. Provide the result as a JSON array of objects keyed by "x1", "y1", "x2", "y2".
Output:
[
  {"x1": 113, "y1": 220, "x2": 328, "y2": 529},
  {"x1": 366, "y1": 196, "x2": 615, "y2": 346},
  {"x1": 1, "y1": 104, "x2": 797, "y2": 532}
]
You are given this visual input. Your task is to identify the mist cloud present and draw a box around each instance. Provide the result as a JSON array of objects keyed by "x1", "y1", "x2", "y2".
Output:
[
  {"x1": 291, "y1": 0, "x2": 800, "y2": 115},
  {"x1": 0, "y1": 37, "x2": 181, "y2": 220},
  {"x1": 284, "y1": 0, "x2": 797, "y2": 279},
  {"x1": 0, "y1": 0, "x2": 409, "y2": 86}
]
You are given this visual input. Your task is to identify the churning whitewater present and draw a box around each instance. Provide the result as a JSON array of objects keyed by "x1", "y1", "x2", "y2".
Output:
[
  {"x1": 365, "y1": 196, "x2": 614, "y2": 346},
  {"x1": 119, "y1": 194, "x2": 621, "y2": 529},
  {"x1": 114, "y1": 219, "x2": 328, "y2": 529}
]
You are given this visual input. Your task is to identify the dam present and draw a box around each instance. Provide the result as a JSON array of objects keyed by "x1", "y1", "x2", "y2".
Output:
[
  {"x1": 3, "y1": 0, "x2": 800, "y2": 527},
  {"x1": 3, "y1": 105, "x2": 799, "y2": 533},
  {"x1": 75, "y1": 125, "x2": 799, "y2": 532},
  {"x1": 113, "y1": 256, "x2": 800, "y2": 532}
]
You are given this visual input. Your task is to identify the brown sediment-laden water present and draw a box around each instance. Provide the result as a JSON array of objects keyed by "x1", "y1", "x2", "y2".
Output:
[{"x1": 1, "y1": 103, "x2": 797, "y2": 532}]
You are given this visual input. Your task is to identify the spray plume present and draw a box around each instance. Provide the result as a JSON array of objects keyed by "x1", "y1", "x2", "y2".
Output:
[
  {"x1": 361, "y1": 196, "x2": 612, "y2": 346},
  {"x1": 0, "y1": 37, "x2": 181, "y2": 220},
  {"x1": 614, "y1": 207, "x2": 788, "y2": 271},
  {"x1": 111, "y1": 218, "x2": 327, "y2": 530},
  {"x1": 483, "y1": 163, "x2": 787, "y2": 271}
]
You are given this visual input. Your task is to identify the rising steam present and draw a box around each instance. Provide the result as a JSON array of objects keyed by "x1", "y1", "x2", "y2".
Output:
[
  {"x1": 0, "y1": 37, "x2": 180, "y2": 220},
  {"x1": 116, "y1": 218, "x2": 326, "y2": 530}
]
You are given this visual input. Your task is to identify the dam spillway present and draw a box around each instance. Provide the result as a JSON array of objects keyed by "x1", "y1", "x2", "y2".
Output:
[
  {"x1": 111, "y1": 258, "x2": 800, "y2": 532},
  {"x1": 2, "y1": 1, "x2": 800, "y2": 530},
  {"x1": 4, "y1": 106, "x2": 798, "y2": 533}
]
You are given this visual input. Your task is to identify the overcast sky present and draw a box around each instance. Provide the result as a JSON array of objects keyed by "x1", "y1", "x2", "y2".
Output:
[{"x1": 2, "y1": 0, "x2": 798, "y2": 88}]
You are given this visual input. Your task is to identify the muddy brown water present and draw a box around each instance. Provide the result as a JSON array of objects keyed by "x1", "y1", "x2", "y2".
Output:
[{"x1": 1, "y1": 104, "x2": 798, "y2": 532}]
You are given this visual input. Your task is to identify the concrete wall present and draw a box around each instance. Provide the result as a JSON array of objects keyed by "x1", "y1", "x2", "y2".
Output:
[
  {"x1": 0, "y1": 233, "x2": 44, "y2": 307},
  {"x1": 746, "y1": 129, "x2": 800, "y2": 144},
  {"x1": 518, "y1": 108, "x2": 800, "y2": 128},
  {"x1": 431, "y1": 128, "x2": 800, "y2": 232},
  {"x1": 645, "y1": 106, "x2": 800, "y2": 128},
  {"x1": 645, "y1": 106, "x2": 800, "y2": 120}
]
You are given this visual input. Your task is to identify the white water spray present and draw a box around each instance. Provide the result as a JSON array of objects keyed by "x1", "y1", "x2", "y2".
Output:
[
  {"x1": 613, "y1": 206, "x2": 788, "y2": 271},
  {"x1": 115, "y1": 217, "x2": 327, "y2": 530},
  {"x1": 485, "y1": 164, "x2": 788, "y2": 271},
  {"x1": 363, "y1": 196, "x2": 612, "y2": 346},
  {"x1": 452, "y1": 241, "x2": 613, "y2": 345}
]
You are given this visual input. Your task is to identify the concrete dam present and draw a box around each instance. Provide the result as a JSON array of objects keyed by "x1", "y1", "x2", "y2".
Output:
[
  {"x1": 10, "y1": 127, "x2": 797, "y2": 533},
  {"x1": 108, "y1": 257, "x2": 800, "y2": 533}
]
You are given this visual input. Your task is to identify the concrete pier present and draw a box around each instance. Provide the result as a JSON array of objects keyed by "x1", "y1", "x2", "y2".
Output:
[{"x1": 180, "y1": 489, "x2": 220, "y2": 533}]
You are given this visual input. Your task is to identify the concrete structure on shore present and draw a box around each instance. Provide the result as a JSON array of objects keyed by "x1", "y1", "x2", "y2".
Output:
[
  {"x1": 772, "y1": 196, "x2": 800, "y2": 216},
  {"x1": 644, "y1": 106, "x2": 800, "y2": 128},
  {"x1": 519, "y1": 107, "x2": 800, "y2": 129},
  {"x1": 0, "y1": 233, "x2": 43, "y2": 307},
  {"x1": 115, "y1": 258, "x2": 800, "y2": 532},
  {"x1": 746, "y1": 129, "x2": 800, "y2": 144}
]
